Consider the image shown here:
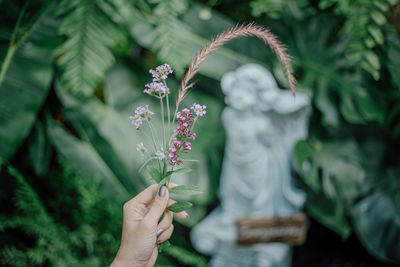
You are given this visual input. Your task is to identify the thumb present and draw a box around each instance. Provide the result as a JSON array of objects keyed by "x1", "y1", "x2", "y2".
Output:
[{"x1": 144, "y1": 185, "x2": 169, "y2": 226}]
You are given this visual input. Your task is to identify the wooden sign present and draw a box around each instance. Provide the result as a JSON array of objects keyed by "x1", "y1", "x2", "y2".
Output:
[{"x1": 236, "y1": 213, "x2": 306, "y2": 245}]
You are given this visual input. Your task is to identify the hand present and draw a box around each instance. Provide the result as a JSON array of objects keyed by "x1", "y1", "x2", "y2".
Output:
[{"x1": 111, "y1": 184, "x2": 188, "y2": 267}]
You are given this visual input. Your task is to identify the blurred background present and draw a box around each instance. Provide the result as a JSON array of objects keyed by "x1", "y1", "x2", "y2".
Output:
[{"x1": 0, "y1": 0, "x2": 400, "y2": 266}]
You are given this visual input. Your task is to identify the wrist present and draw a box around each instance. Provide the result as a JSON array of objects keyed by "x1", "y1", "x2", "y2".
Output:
[{"x1": 111, "y1": 248, "x2": 141, "y2": 267}]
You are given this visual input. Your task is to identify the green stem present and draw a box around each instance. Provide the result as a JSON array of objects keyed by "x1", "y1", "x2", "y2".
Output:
[
  {"x1": 166, "y1": 93, "x2": 171, "y2": 142},
  {"x1": 160, "y1": 96, "x2": 166, "y2": 151},
  {"x1": 0, "y1": 46, "x2": 16, "y2": 87},
  {"x1": 167, "y1": 166, "x2": 174, "y2": 186},
  {"x1": 146, "y1": 120, "x2": 162, "y2": 172},
  {"x1": 0, "y1": 0, "x2": 51, "y2": 87}
]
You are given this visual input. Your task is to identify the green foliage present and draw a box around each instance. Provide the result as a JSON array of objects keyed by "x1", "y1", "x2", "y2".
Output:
[
  {"x1": 292, "y1": 139, "x2": 365, "y2": 238},
  {"x1": 168, "y1": 201, "x2": 193, "y2": 212},
  {"x1": 318, "y1": 0, "x2": 396, "y2": 79},
  {"x1": 0, "y1": 14, "x2": 57, "y2": 160},
  {"x1": 251, "y1": 0, "x2": 310, "y2": 19},
  {"x1": 1, "y1": 0, "x2": 400, "y2": 265},
  {"x1": 251, "y1": 0, "x2": 396, "y2": 79},
  {"x1": 149, "y1": 0, "x2": 190, "y2": 75},
  {"x1": 169, "y1": 185, "x2": 202, "y2": 195},
  {"x1": 0, "y1": 159, "x2": 123, "y2": 266},
  {"x1": 56, "y1": 0, "x2": 128, "y2": 96}
]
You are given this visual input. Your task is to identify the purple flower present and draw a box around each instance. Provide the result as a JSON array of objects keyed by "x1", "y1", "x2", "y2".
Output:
[
  {"x1": 191, "y1": 103, "x2": 207, "y2": 117},
  {"x1": 155, "y1": 149, "x2": 165, "y2": 160},
  {"x1": 149, "y1": 64, "x2": 173, "y2": 82},
  {"x1": 135, "y1": 105, "x2": 154, "y2": 119},
  {"x1": 136, "y1": 142, "x2": 147, "y2": 155},
  {"x1": 144, "y1": 82, "x2": 169, "y2": 96},
  {"x1": 129, "y1": 105, "x2": 154, "y2": 130}
]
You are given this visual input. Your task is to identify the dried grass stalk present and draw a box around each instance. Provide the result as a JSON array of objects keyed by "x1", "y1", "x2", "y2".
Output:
[{"x1": 178, "y1": 23, "x2": 296, "y2": 103}]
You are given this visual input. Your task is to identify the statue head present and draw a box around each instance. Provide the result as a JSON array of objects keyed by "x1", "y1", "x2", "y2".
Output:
[
  {"x1": 221, "y1": 64, "x2": 309, "y2": 114},
  {"x1": 221, "y1": 64, "x2": 279, "y2": 112}
]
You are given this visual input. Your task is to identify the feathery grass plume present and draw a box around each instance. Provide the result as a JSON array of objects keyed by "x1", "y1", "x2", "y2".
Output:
[{"x1": 178, "y1": 23, "x2": 296, "y2": 104}]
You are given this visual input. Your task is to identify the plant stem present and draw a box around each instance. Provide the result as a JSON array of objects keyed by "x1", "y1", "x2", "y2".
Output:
[
  {"x1": 146, "y1": 120, "x2": 162, "y2": 172},
  {"x1": 160, "y1": 96, "x2": 166, "y2": 151},
  {"x1": 166, "y1": 92, "x2": 171, "y2": 140},
  {"x1": 0, "y1": 0, "x2": 50, "y2": 87},
  {"x1": 0, "y1": 46, "x2": 16, "y2": 87}
]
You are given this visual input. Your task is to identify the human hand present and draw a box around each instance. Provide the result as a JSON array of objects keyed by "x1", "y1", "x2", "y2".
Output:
[{"x1": 111, "y1": 184, "x2": 188, "y2": 267}]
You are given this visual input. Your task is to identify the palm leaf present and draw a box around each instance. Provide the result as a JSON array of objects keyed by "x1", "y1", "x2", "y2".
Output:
[{"x1": 56, "y1": 0, "x2": 127, "y2": 96}]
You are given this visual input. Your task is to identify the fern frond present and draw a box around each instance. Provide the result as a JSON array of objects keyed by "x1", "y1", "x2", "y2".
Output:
[
  {"x1": 151, "y1": 0, "x2": 189, "y2": 75},
  {"x1": 0, "y1": 246, "x2": 29, "y2": 267},
  {"x1": 7, "y1": 166, "x2": 49, "y2": 222},
  {"x1": 56, "y1": 0, "x2": 127, "y2": 96}
]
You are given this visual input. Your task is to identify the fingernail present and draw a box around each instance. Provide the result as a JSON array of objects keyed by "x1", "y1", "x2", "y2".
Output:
[
  {"x1": 156, "y1": 239, "x2": 161, "y2": 244},
  {"x1": 182, "y1": 211, "x2": 189, "y2": 218},
  {"x1": 158, "y1": 185, "x2": 167, "y2": 197},
  {"x1": 156, "y1": 228, "x2": 164, "y2": 237}
]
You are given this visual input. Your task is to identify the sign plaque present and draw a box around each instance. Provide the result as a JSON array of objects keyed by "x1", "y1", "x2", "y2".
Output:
[{"x1": 236, "y1": 213, "x2": 306, "y2": 245}]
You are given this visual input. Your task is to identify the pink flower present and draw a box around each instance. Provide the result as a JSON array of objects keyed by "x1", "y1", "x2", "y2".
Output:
[{"x1": 191, "y1": 103, "x2": 207, "y2": 116}]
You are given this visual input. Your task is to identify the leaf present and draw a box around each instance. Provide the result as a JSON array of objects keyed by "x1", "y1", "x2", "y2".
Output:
[
  {"x1": 56, "y1": 0, "x2": 127, "y2": 96},
  {"x1": 166, "y1": 167, "x2": 192, "y2": 177},
  {"x1": 158, "y1": 177, "x2": 169, "y2": 186},
  {"x1": 158, "y1": 240, "x2": 170, "y2": 253},
  {"x1": 167, "y1": 201, "x2": 192, "y2": 212},
  {"x1": 129, "y1": 2, "x2": 272, "y2": 80},
  {"x1": 0, "y1": 16, "x2": 57, "y2": 160},
  {"x1": 168, "y1": 185, "x2": 202, "y2": 195},
  {"x1": 147, "y1": 166, "x2": 162, "y2": 182},
  {"x1": 292, "y1": 139, "x2": 366, "y2": 238},
  {"x1": 28, "y1": 121, "x2": 52, "y2": 176},
  {"x1": 47, "y1": 117, "x2": 130, "y2": 200},
  {"x1": 350, "y1": 173, "x2": 400, "y2": 263},
  {"x1": 55, "y1": 82, "x2": 144, "y2": 194}
]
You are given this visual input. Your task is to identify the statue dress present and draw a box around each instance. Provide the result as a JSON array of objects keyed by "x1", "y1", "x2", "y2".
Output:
[{"x1": 191, "y1": 64, "x2": 310, "y2": 267}]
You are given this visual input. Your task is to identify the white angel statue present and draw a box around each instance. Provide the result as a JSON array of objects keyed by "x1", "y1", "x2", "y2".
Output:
[{"x1": 191, "y1": 64, "x2": 310, "y2": 267}]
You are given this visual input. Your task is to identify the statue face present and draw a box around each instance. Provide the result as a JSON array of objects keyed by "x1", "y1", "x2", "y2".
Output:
[{"x1": 225, "y1": 87, "x2": 256, "y2": 111}]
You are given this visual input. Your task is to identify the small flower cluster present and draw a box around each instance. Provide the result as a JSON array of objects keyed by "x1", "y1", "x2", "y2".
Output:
[
  {"x1": 191, "y1": 103, "x2": 207, "y2": 117},
  {"x1": 168, "y1": 108, "x2": 204, "y2": 165},
  {"x1": 131, "y1": 64, "x2": 206, "y2": 170},
  {"x1": 136, "y1": 142, "x2": 147, "y2": 155},
  {"x1": 150, "y1": 64, "x2": 173, "y2": 82},
  {"x1": 129, "y1": 105, "x2": 154, "y2": 130},
  {"x1": 156, "y1": 149, "x2": 165, "y2": 160},
  {"x1": 175, "y1": 109, "x2": 197, "y2": 140},
  {"x1": 144, "y1": 82, "x2": 169, "y2": 96}
]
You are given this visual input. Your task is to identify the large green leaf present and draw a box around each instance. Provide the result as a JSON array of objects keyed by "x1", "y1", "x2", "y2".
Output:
[
  {"x1": 47, "y1": 117, "x2": 130, "y2": 200},
  {"x1": 292, "y1": 139, "x2": 366, "y2": 238},
  {"x1": 0, "y1": 16, "x2": 57, "y2": 160},
  {"x1": 351, "y1": 185, "x2": 400, "y2": 264},
  {"x1": 28, "y1": 121, "x2": 52, "y2": 176}
]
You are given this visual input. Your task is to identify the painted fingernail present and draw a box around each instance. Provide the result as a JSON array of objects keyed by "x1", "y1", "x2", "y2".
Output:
[
  {"x1": 158, "y1": 186, "x2": 167, "y2": 197},
  {"x1": 156, "y1": 228, "x2": 164, "y2": 237}
]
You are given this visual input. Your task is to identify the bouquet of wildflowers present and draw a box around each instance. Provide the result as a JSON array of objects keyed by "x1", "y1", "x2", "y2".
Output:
[
  {"x1": 131, "y1": 63, "x2": 206, "y2": 214},
  {"x1": 130, "y1": 23, "x2": 296, "y2": 218}
]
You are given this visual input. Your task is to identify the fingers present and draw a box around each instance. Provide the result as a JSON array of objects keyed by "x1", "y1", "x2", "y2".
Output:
[
  {"x1": 167, "y1": 199, "x2": 189, "y2": 219},
  {"x1": 144, "y1": 186, "x2": 169, "y2": 226},
  {"x1": 130, "y1": 184, "x2": 159, "y2": 205},
  {"x1": 157, "y1": 224, "x2": 174, "y2": 244},
  {"x1": 157, "y1": 210, "x2": 173, "y2": 234}
]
